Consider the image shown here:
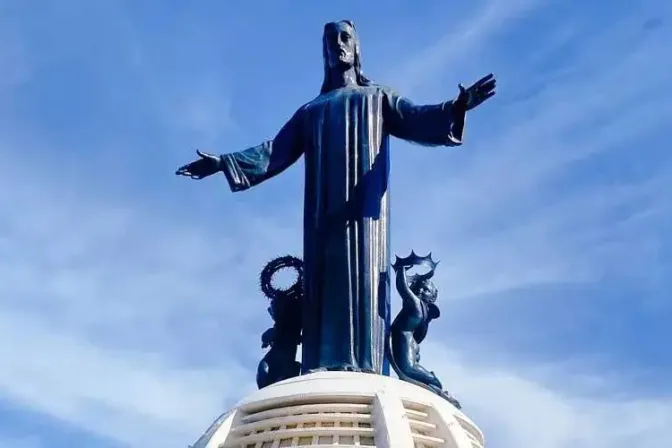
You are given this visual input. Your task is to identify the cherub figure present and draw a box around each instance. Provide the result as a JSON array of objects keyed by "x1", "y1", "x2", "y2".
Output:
[
  {"x1": 387, "y1": 251, "x2": 461, "y2": 409},
  {"x1": 256, "y1": 256, "x2": 303, "y2": 389}
]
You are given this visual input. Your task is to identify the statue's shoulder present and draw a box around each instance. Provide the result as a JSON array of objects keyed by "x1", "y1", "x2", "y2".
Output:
[
  {"x1": 377, "y1": 85, "x2": 403, "y2": 100},
  {"x1": 372, "y1": 83, "x2": 395, "y2": 92},
  {"x1": 299, "y1": 94, "x2": 328, "y2": 112},
  {"x1": 364, "y1": 85, "x2": 405, "y2": 105},
  {"x1": 304, "y1": 85, "x2": 394, "y2": 109},
  {"x1": 356, "y1": 84, "x2": 397, "y2": 97}
]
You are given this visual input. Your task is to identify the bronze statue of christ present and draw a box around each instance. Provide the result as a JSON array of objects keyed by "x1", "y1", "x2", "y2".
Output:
[{"x1": 176, "y1": 20, "x2": 496, "y2": 375}]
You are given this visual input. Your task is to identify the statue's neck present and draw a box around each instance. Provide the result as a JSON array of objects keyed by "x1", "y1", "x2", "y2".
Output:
[{"x1": 327, "y1": 66, "x2": 358, "y2": 90}]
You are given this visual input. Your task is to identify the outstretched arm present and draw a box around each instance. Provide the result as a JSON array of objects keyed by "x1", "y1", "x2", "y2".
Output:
[
  {"x1": 176, "y1": 109, "x2": 305, "y2": 192},
  {"x1": 221, "y1": 110, "x2": 304, "y2": 192},
  {"x1": 383, "y1": 91, "x2": 465, "y2": 147},
  {"x1": 382, "y1": 75, "x2": 496, "y2": 147},
  {"x1": 395, "y1": 268, "x2": 423, "y2": 318}
]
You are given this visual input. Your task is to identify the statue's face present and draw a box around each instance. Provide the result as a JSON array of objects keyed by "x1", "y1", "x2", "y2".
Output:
[
  {"x1": 325, "y1": 22, "x2": 356, "y2": 69},
  {"x1": 413, "y1": 279, "x2": 438, "y2": 303}
]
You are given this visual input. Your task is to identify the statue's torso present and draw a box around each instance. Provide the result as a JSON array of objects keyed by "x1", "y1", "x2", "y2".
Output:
[
  {"x1": 297, "y1": 89, "x2": 392, "y2": 375},
  {"x1": 299, "y1": 85, "x2": 391, "y2": 219},
  {"x1": 300, "y1": 86, "x2": 388, "y2": 150}
]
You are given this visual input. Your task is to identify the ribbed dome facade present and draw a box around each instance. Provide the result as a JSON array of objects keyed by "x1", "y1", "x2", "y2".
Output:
[{"x1": 190, "y1": 372, "x2": 484, "y2": 448}]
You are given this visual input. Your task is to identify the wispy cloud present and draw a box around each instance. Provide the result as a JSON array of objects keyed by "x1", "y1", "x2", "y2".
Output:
[
  {"x1": 425, "y1": 343, "x2": 672, "y2": 448},
  {"x1": 386, "y1": 3, "x2": 672, "y2": 443},
  {"x1": 389, "y1": 0, "x2": 545, "y2": 93},
  {"x1": 391, "y1": 1, "x2": 671, "y2": 302},
  {"x1": 0, "y1": 310, "x2": 248, "y2": 447},
  {"x1": 0, "y1": 157, "x2": 261, "y2": 446}
]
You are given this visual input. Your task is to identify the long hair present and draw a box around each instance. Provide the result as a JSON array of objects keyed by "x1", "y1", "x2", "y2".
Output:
[{"x1": 319, "y1": 20, "x2": 374, "y2": 94}]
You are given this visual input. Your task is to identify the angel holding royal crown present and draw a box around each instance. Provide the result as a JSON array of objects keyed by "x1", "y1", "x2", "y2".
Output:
[{"x1": 387, "y1": 251, "x2": 461, "y2": 409}]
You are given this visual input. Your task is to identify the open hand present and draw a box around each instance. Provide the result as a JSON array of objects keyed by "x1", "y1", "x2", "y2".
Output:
[
  {"x1": 455, "y1": 73, "x2": 496, "y2": 111},
  {"x1": 175, "y1": 149, "x2": 221, "y2": 180}
]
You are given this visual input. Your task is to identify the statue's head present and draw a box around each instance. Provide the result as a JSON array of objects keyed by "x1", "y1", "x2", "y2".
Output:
[
  {"x1": 410, "y1": 277, "x2": 440, "y2": 320},
  {"x1": 410, "y1": 277, "x2": 438, "y2": 304},
  {"x1": 321, "y1": 20, "x2": 373, "y2": 93}
]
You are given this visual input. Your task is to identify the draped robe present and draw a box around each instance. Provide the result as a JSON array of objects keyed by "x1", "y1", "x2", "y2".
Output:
[{"x1": 221, "y1": 85, "x2": 465, "y2": 374}]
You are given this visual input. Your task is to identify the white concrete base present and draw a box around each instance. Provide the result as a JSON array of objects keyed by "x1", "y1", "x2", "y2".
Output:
[{"x1": 190, "y1": 372, "x2": 484, "y2": 448}]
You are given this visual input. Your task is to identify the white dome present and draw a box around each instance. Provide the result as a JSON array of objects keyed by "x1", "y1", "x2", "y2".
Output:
[{"x1": 190, "y1": 372, "x2": 485, "y2": 448}]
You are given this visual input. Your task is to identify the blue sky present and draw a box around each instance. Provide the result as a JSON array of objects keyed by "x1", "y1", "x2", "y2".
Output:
[{"x1": 0, "y1": 0, "x2": 670, "y2": 446}]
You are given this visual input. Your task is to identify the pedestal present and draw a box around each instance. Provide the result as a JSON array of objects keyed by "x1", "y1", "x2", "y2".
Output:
[{"x1": 190, "y1": 372, "x2": 485, "y2": 448}]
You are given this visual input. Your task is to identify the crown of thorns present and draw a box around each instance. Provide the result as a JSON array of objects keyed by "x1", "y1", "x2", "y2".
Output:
[{"x1": 259, "y1": 255, "x2": 304, "y2": 301}]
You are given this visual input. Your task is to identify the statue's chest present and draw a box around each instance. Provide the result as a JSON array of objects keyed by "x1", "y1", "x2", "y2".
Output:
[{"x1": 306, "y1": 88, "x2": 382, "y2": 118}]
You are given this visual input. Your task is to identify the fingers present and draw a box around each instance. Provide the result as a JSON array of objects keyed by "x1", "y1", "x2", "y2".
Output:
[
  {"x1": 473, "y1": 77, "x2": 496, "y2": 107},
  {"x1": 475, "y1": 73, "x2": 495, "y2": 86},
  {"x1": 477, "y1": 91, "x2": 496, "y2": 106},
  {"x1": 176, "y1": 165, "x2": 202, "y2": 178},
  {"x1": 177, "y1": 153, "x2": 204, "y2": 176},
  {"x1": 480, "y1": 78, "x2": 496, "y2": 93},
  {"x1": 470, "y1": 91, "x2": 496, "y2": 109},
  {"x1": 175, "y1": 166, "x2": 190, "y2": 176}
]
